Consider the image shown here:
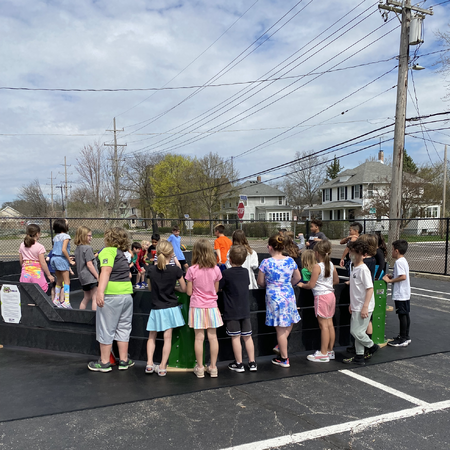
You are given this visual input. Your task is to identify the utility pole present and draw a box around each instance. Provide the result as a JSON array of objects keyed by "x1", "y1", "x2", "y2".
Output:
[
  {"x1": 47, "y1": 171, "x2": 56, "y2": 216},
  {"x1": 105, "y1": 117, "x2": 127, "y2": 216},
  {"x1": 58, "y1": 157, "x2": 73, "y2": 218},
  {"x1": 378, "y1": 0, "x2": 433, "y2": 246},
  {"x1": 443, "y1": 145, "x2": 448, "y2": 218}
]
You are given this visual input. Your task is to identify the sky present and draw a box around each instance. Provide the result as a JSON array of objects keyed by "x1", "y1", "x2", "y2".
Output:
[{"x1": 1, "y1": 0, "x2": 450, "y2": 208}]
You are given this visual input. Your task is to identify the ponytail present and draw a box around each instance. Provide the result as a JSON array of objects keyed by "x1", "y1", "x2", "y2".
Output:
[
  {"x1": 315, "y1": 240, "x2": 332, "y2": 278},
  {"x1": 24, "y1": 224, "x2": 40, "y2": 248},
  {"x1": 156, "y1": 241, "x2": 174, "y2": 271}
]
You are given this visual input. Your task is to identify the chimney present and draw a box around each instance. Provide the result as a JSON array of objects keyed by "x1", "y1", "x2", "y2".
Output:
[
  {"x1": 257, "y1": 176, "x2": 261, "y2": 182},
  {"x1": 378, "y1": 150, "x2": 384, "y2": 164}
]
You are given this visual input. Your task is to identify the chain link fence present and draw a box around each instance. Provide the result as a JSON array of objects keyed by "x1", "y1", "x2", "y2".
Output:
[{"x1": 1, "y1": 216, "x2": 449, "y2": 275}]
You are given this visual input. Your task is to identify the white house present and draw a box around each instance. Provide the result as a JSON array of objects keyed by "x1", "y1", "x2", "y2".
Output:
[{"x1": 220, "y1": 176, "x2": 292, "y2": 224}]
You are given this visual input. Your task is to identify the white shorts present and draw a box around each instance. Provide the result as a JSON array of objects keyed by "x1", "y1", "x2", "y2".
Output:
[{"x1": 96, "y1": 294, "x2": 133, "y2": 344}]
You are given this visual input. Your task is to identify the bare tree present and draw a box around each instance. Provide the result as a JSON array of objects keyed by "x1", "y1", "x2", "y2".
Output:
[{"x1": 18, "y1": 179, "x2": 49, "y2": 217}]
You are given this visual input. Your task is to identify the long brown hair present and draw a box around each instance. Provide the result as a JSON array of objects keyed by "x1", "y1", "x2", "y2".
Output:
[
  {"x1": 24, "y1": 224, "x2": 40, "y2": 248},
  {"x1": 192, "y1": 239, "x2": 216, "y2": 269},
  {"x1": 156, "y1": 241, "x2": 174, "y2": 270},
  {"x1": 315, "y1": 240, "x2": 332, "y2": 278},
  {"x1": 74, "y1": 226, "x2": 92, "y2": 246},
  {"x1": 232, "y1": 229, "x2": 253, "y2": 255},
  {"x1": 284, "y1": 231, "x2": 300, "y2": 258}
]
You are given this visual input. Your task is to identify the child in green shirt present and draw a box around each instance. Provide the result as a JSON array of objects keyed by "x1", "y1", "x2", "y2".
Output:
[{"x1": 301, "y1": 250, "x2": 315, "y2": 282}]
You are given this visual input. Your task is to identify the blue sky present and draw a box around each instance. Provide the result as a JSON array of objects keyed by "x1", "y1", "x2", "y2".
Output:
[{"x1": 1, "y1": 0, "x2": 449, "y2": 207}]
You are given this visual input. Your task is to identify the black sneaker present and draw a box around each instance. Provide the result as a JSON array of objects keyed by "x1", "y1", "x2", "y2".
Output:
[
  {"x1": 118, "y1": 359, "x2": 135, "y2": 370},
  {"x1": 343, "y1": 355, "x2": 365, "y2": 366},
  {"x1": 367, "y1": 343, "x2": 379, "y2": 355},
  {"x1": 346, "y1": 345, "x2": 356, "y2": 354},
  {"x1": 228, "y1": 361, "x2": 245, "y2": 373},
  {"x1": 388, "y1": 338, "x2": 408, "y2": 347},
  {"x1": 248, "y1": 361, "x2": 258, "y2": 372},
  {"x1": 88, "y1": 359, "x2": 112, "y2": 373}
]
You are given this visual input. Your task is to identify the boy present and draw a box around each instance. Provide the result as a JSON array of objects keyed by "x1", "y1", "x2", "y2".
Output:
[
  {"x1": 383, "y1": 240, "x2": 411, "y2": 347},
  {"x1": 135, "y1": 240, "x2": 150, "y2": 289},
  {"x1": 214, "y1": 224, "x2": 232, "y2": 269},
  {"x1": 306, "y1": 219, "x2": 327, "y2": 251},
  {"x1": 343, "y1": 240, "x2": 379, "y2": 366},
  {"x1": 130, "y1": 242, "x2": 142, "y2": 288},
  {"x1": 219, "y1": 245, "x2": 257, "y2": 372},
  {"x1": 339, "y1": 222, "x2": 362, "y2": 271},
  {"x1": 148, "y1": 234, "x2": 160, "y2": 265},
  {"x1": 167, "y1": 227, "x2": 188, "y2": 272}
]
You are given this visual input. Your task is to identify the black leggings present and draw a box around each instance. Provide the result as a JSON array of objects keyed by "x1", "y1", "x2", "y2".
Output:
[{"x1": 399, "y1": 313, "x2": 411, "y2": 339}]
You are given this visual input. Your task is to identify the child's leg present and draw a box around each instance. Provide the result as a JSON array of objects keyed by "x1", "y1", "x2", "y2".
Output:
[
  {"x1": 99, "y1": 343, "x2": 113, "y2": 365},
  {"x1": 207, "y1": 328, "x2": 219, "y2": 369},
  {"x1": 116, "y1": 341, "x2": 129, "y2": 362},
  {"x1": 242, "y1": 335, "x2": 255, "y2": 362},
  {"x1": 62, "y1": 270, "x2": 71, "y2": 306},
  {"x1": 54, "y1": 271, "x2": 63, "y2": 302},
  {"x1": 317, "y1": 317, "x2": 330, "y2": 355},
  {"x1": 399, "y1": 314, "x2": 409, "y2": 339},
  {"x1": 327, "y1": 318, "x2": 335, "y2": 352},
  {"x1": 160, "y1": 328, "x2": 173, "y2": 369},
  {"x1": 79, "y1": 288, "x2": 93, "y2": 310},
  {"x1": 231, "y1": 335, "x2": 243, "y2": 363},
  {"x1": 91, "y1": 286, "x2": 98, "y2": 311},
  {"x1": 147, "y1": 331, "x2": 157, "y2": 366},
  {"x1": 194, "y1": 329, "x2": 205, "y2": 368},
  {"x1": 275, "y1": 325, "x2": 293, "y2": 359},
  {"x1": 406, "y1": 314, "x2": 411, "y2": 339},
  {"x1": 350, "y1": 314, "x2": 373, "y2": 355},
  {"x1": 366, "y1": 321, "x2": 373, "y2": 335}
]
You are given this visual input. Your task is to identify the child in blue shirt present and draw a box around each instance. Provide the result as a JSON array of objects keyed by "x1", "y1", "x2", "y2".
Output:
[{"x1": 167, "y1": 226, "x2": 188, "y2": 272}]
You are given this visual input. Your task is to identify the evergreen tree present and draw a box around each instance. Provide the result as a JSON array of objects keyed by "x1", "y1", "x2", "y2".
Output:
[
  {"x1": 403, "y1": 149, "x2": 418, "y2": 174},
  {"x1": 326, "y1": 155, "x2": 343, "y2": 180}
]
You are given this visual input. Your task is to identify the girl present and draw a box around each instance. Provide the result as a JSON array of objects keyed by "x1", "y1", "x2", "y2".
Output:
[
  {"x1": 185, "y1": 239, "x2": 223, "y2": 378},
  {"x1": 300, "y1": 249, "x2": 316, "y2": 282},
  {"x1": 375, "y1": 232, "x2": 387, "y2": 280},
  {"x1": 225, "y1": 229, "x2": 259, "y2": 289},
  {"x1": 50, "y1": 219, "x2": 75, "y2": 309},
  {"x1": 145, "y1": 241, "x2": 186, "y2": 376},
  {"x1": 257, "y1": 234, "x2": 301, "y2": 368},
  {"x1": 19, "y1": 224, "x2": 54, "y2": 292},
  {"x1": 74, "y1": 226, "x2": 99, "y2": 310},
  {"x1": 284, "y1": 231, "x2": 302, "y2": 269},
  {"x1": 299, "y1": 240, "x2": 339, "y2": 363}
]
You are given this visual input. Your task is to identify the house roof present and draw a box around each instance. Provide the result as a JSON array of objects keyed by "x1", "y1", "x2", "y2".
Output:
[
  {"x1": 224, "y1": 180, "x2": 285, "y2": 198},
  {"x1": 319, "y1": 161, "x2": 393, "y2": 189},
  {"x1": 0, "y1": 206, "x2": 22, "y2": 217}
]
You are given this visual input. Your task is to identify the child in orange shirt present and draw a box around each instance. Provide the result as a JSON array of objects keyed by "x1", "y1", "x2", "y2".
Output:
[{"x1": 214, "y1": 224, "x2": 232, "y2": 271}]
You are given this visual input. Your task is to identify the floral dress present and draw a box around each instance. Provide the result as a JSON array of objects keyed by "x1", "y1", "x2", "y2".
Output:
[{"x1": 259, "y1": 257, "x2": 301, "y2": 327}]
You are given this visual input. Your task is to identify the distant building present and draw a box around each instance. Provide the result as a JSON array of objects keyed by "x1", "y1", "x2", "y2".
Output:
[
  {"x1": 118, "y1": 200, "x2": 145, "y2": 228},
  {"x1": 0, "y1": 206, "x2": 22, "y2": 219}
]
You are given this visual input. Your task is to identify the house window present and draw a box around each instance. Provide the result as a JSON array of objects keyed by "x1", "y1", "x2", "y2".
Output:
[
  {"x1": 426, "y1": 206, "x2": 438, "y2": 218},
  {"x1": 325, "y1": 189, "x2": 330, "y2": 201},
  {"x1": 278, "y1": 196, "x2": 283, "y2": 205},
  {"x1": 339, "y1": 186, "x2": 346, "y2": 200},
  {"x1": 131, "y1": 219, "x2": 136, "y2": 225},
  {"x1": 259, "y1": 213, "x2": 265, "y2": 220},
  {"x1": 269, "y1": 213, "x2": 272, "y2": 220},
  {"x1": 286, "y1": 212, "x2": 290, "y2": 221},
  {"x1": 367, "y1": 184, "x2": 374, "y2": 199},
  {"x1": 260, "y1": 197, "x2": 265, "y2": 204},
  {"x1": 250, "y1": 213, "x2": 254, "y2": 220},
  {"x1": 354, "y1": 185, "x2": 360, "y2": 199}
]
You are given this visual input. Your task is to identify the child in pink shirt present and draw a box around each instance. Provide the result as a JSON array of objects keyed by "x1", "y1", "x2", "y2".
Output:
[
  {"x1": 185, "y1": 239, "x2": 222, "y2": 378},
  {"x1": 19, "y1": 224, "x2": 54, "y2": 292}
]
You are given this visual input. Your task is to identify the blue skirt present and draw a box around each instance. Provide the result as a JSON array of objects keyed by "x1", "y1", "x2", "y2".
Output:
[
  {"x1": 146, "y1": 306, "x2": 185, "y2": 332},
  {"x1": 51, "y1": 255, "x2": 70, "y2": 272}
]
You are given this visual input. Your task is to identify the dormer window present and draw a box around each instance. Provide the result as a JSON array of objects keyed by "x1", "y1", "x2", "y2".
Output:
[{"x1": 340, "y1": 176, "x2": 351, "y2": 182}]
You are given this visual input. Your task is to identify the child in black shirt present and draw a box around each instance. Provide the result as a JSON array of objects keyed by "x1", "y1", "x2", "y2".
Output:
[{"x1": 219, "y1": 245, "x2": 257, "y2": 372}]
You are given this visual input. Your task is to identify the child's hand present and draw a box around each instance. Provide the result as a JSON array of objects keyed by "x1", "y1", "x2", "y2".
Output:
[
  {"x1": 48, "y1": 275, "x2": 54, "y2": 283},
  {"x1": 97, "y1": 292, "x2": 105, "y2": 308},
  {"x1": 345, "y1": 281, "x2": 350, "y2": 285},
  {"x1": 361, "y1": 305, "x2": 369, "y2": 319},
  {"x1": 382, "y1": 274, "x2": 391, "y2": 283},
  {"x1": 339, "y1": 259, "x2": 345, "y2": 267},
  {"x1": 348, "y1": 305, "x2": 352, "y2": 314},
  {"x1": 69, "y1": 269, "x2": 75, "y2": 275}
]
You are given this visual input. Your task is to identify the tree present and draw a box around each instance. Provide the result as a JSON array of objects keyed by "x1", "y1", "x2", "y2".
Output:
[
  {"x1": 437, "y1": 28, "x2": 450, "y2": 100},
  {"x1": 403, "y1": 149, "x2": 418, "y2": 174},
  {"x1": 326, "y1": 155, "x2": 343, "y2": 180},
  {"x1": 17, "y1": 179, "x2": 49, "y2": 217},
  {"x1": 282, "y1": 150, "x2": 327, "y2": 212}
]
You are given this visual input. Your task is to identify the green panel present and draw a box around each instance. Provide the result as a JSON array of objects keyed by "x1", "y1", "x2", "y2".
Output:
[
  {"x1": 372, "y1": 280, "x2": 387, "y2": 344},
  {"x1": 168, "y1": 292, "x2": 201, "y2": 369}
]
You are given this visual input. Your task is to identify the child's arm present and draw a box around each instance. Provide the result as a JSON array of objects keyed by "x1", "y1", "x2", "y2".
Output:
[
  {"x1": 340, "y1": 248, "x2": 349, "y2": 267},
  {"x1": 257, "y1": 270, "x2": 266, "y2": 288},
  {"x1": 291, "y1": 268, "x2": 301, "y2": 286},
  {"x1": 38, "y1": 253, "x2": 54, "y2": 282},
  {"x1": 383, "y1": 273, "x2": 406, "y2": 283},
  {"x1": 62, "y1": 239, "x2": 75, "y2": 266},
  {"x1": 214, "y1": 281, "x2": 220, "y2": 293},
  {"x1": 174, "y1": 256, "x2": 181, "y2": 268},
  {"x1": 19, "y1": 253, "x2": 23, "y2": 266},
  {"x1": 360, "y1": 287, "x2": 374, "y2": 319},
  {"x1": 86, "y1": 260, "x2": 99, "y2": 280},
  {"x1": 298, "y1": 264, "x2": 320, "y2": 289},
  {"x1": 186, "y1": 280, "x2": 193, "y2": 296},
  {"x1": 177, "y1": 277, "x2": 186, "y2": 293},
  {"x1": 333, "y1": 267, "x2": 339, "y2": 285},
  {"x1": 215, "y1": 249, "x2": 222, "y2": 264}
]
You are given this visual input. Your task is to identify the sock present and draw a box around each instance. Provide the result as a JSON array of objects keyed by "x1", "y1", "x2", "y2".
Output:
[
  {"x1": 54, "y1": 285, "x2": 61, "y2": 302},
  {"x1": 367, "y1": 333, "x2": 372, "y2": 339},
  {"x1": 63, "y1": 284, "x2": 70, "y2": 305}
]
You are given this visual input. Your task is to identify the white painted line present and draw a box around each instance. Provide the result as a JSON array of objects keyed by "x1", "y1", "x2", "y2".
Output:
[
  {"x1": 411, "y1": 293, "x2": 450, "y2": 302},
  {"x1": 412, "y1": 287, "x2": 450, "y2": 296},
  {"x1": 339, "y1": 370, "x2": 429, "y2": 406},
  {"x1": 222, "y1": 400, "x2": 450, "y2": 450}
]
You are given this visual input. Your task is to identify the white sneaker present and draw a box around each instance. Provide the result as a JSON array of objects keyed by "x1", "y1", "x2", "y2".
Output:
[
  {"x1": 307, "y1": 350, "x2": 330, "y2": 363},
  {"x1": 328, "y1": 351, "x2": 335, "y2": 360}
]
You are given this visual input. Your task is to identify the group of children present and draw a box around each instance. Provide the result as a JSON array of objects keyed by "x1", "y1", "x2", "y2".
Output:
[{"x1": 18, "y1": 219, "x2": 411, "y2": 374}]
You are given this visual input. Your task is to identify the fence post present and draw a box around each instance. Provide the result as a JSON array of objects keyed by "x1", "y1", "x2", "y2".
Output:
[
  {"x1": 445, "y1": 218, "x2": 449, "y2": 275},
  {"x1": 305, "y1": 219, "x2": 310, "y2": 240},
  {"x1": 235, "y1": 219, "x2": 239, "y2": 230},
  {"x1": 152, "y1": 218, "x2": 158, "y2": 234},
  {"x1": 363, "y1": 219, "x2": 366, "y2": 234},
  {"x1": 49, "y1": 218, "x2": 53, "y2": 241}
]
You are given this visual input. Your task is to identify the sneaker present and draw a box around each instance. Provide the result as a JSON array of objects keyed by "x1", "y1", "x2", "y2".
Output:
[
  {"x1": 53, "y1": 298, "x2": 60, "y2": 307},
  {"x1": 273, "y1": 344, "x2": 281, "y2": 354},
  {"x1": 193, "y1": 365, "x2": 205, "y2": 378},
  {"x1": 118, "y1": 359, "x2": 135, "y2": 370},
  {"x1": 272, "y1": 357, "x2": 290, "y2": 368},
  {"x1": 228, "y1": 361, "x2": 245, "y2": 373},
  {"x1": 60, "y1": 301, "x2": 72, "y2": 309},
  {"x1": 206, "y1": 365, "x2": 218, "y2": 377},
  {"x1": 328, "y1": 351, "x2": 335, "y2": 360},
  {"x1": 393, "y1": 335, "x2": 412, "y2": 345},
  {"x1": 248, "y1": 361, "x2": 258, "y2": 372},
  {"x1": 307, "y1": 351, "x2": 330, "y2": 363},
  {"x1": 343, "y1": 355, "x2": 365, "y2": 366},
  {"x1": 367, "y1": 343, "x2": 379, "y2": 356},
  {"x1": 388, "y1": 337, "x2": 408, "y2": 347},
  {"x1": 88, "y1": 359, "x2": 112, "y2": 373},
  {"x1": 346, "y1": 345, "x2": 356, "y2": 354},
  {"x1": 142, "y1": 282, "x2": 148, "y2": 288}
]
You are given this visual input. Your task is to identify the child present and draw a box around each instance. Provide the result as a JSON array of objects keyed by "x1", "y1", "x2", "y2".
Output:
[
  {"x1": 305, "y1": 219, "x2": 327, "y2": 251},
  {"x1": 145, "y1": 241, "x2": 186, "y2": 376},
  {"x1": 375, "y1": 232, "x2": 387, "y2": 280},
  {"x1": 343, "y1": 240, "x2": 379, "y2": 365},
  {"x1": 300, "y1": 249, "x2": 315, "y2": 282},
  {"x1": 88, "y1": 227, "x2": 134, "y2": 372},
  {"x1": 214, "y1": 224, "x2": 232, "y2": 270},
  {"x1": 257, "y1": 234, "x2": 301, "y2": 368},
  {"x1": 148, "y1": 234, "x2": 160, "y2": 265},
  {"x1": 358, "y1": 234, "x2": 378, "y2": 280},
  {"x1": 185, "y1": 238, "x2": 223, "y2": 378},
  {"x1": 284, "y1": 231, "x2": 302, "y2": 269},
  {"x1": 220, "y1": 245, "x2": 257, "y2": 372},
  {"x1": 167, "y1": 227, "x2": 188, "y2": 271},
  {"x1": 130, "y1": 241, "x2": 142, "y2": 277},
  {"x1": 46, "y1": 249, "x2": 56, "y2": 299},
  {"x1": 225, "y1": 229, "x2": 259, "y2": 289},
  {"x1": 339, "y1": 222, "x2": 362, "y2": 274},
  {"x1": 383, "y1": 240, "x2": 411, "y2": 347},
  {"x1": 74, "y1": 226, "x2": 99, "y2": 311},
  {"x1": 19, "y1": 224, "x2": 54, "y2": 292},
  {"x1": 299, "y1": 240, "x2": 339, "y2": 362},
  {"x1": 296, "y1": 233, "x2": 305, "y2": 251},
  {"x1": 50, "y1": 219, "x2": 75, "y2": 309},
  {"x1": 135, "y1": 240, "x2": 150, "y2": 289}
]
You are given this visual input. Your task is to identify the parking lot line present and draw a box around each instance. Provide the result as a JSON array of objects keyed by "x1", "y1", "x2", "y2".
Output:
[
  {"x1": 221, "y1": 400, "x2": 450, "y2": 450},
  {"x1": 339, "y1": 370, "x2": 429, "y2": 406},
  {"x1": 411, "y1": 293, "x2": 450, "y2": 301},
  {"x1": 411, "y1": 287, "x2": 450, "y2": 295}
]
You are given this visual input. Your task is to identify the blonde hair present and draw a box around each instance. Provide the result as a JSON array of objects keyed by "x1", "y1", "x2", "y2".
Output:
[
  {"x1": 104, "y1": 227, "x2": 130, "y2": 251},
  {"x1": 232, "y1": 229, "x2": 253, "y2": 254},
  {"x1": 315, "y1": 240, "x2": 332, "y2": 278},
  {"x1": 358, "y1": 234, "x2": 377, "y2": 257},
  {"x1": 141, "y1": 240, "x2": 150, "y2": 247},
  {"x1": 156, "y1": 240, "x2": 174, "y2": 270},
  {"x1": 301, "y1": 250, "x2": 316, "y2": 273},
  {"x1": 74, "y1": 226, "x2": 92, "y2": 246},
  {"x1": 192, "y1": 238, "x2": 216, "y2": 269}
]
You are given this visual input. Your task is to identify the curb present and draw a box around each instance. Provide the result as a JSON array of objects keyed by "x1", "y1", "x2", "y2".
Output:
[{"x1": 412, "y1": 272, "x2": 450, "y2": 282}]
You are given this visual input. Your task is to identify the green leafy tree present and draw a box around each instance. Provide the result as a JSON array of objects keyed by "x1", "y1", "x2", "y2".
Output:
[{"x1": 326, "y1": 155, "x2": 343, "y2": 180}]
